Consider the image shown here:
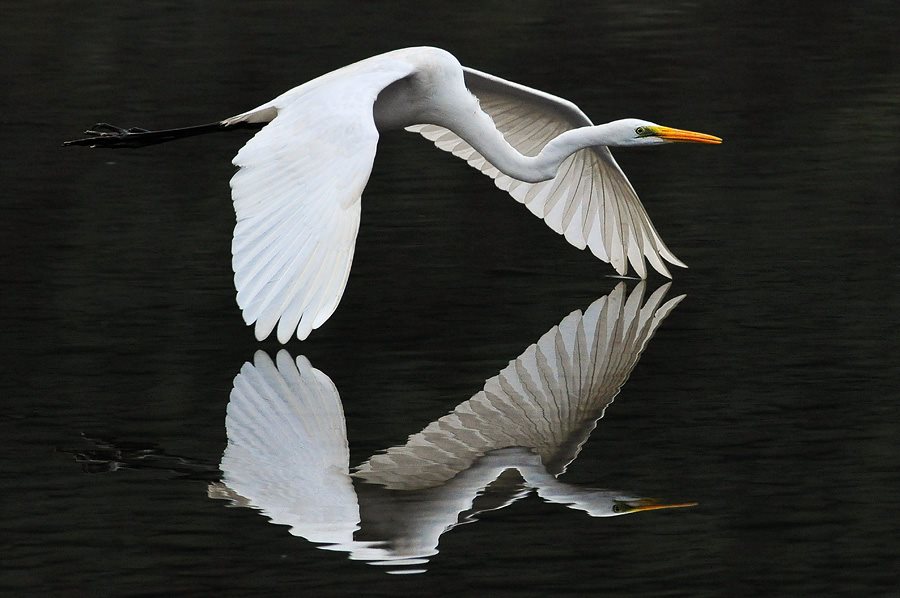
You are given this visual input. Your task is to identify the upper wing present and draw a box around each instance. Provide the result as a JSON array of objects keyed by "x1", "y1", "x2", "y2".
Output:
[
  {"x1": 228, "y1": 61, "x2": 414, "y2": 342},
  {"x1": 406, "y1": 67, "x2": 685, "y2": 278},
  {"x1": 354, "y1": 282, "x2": 685, "y2": 490}
]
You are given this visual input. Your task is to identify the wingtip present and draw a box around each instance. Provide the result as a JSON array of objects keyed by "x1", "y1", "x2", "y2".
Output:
[
  {"x1": 665, "y1": 254, "x2": 689, "y2": 270},
  {"x1": 253, "y1": 321, "x2": 270, "y2": 342}
]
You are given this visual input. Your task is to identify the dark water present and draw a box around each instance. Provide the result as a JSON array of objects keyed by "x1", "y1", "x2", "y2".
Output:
[{"x1": 3, "y1": 2, "x2": 899, "y2": 596}]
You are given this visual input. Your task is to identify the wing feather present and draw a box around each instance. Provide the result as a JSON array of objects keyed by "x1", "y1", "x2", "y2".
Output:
[
  {"x1": 354, "y1": 283, "x2": 685, "y2": 490},
  {"x1": 220, "y1": 351, "x2": 359, "y2": 544},
  {"x1": 229, "y1": 62, "x2": 414, "y2": 342},
  {"x1": 406, "y1": 67, "x2": 684, "y2": 277}
]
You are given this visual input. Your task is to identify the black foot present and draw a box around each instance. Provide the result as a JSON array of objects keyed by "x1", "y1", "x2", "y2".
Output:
[
  {"x1": 63, "y1": 122, "x2": 155, "y2": 148},
  {"x1": 84, "y1": 122, "x2": 150, "y2": 135},
  {"x1": 63, "y1": 120, "x2": 239, "y2": 149}
]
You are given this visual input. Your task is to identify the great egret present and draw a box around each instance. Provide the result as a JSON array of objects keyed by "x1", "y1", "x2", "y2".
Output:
[
  {"x1": 210, "y1": 282, "x2": 694, "y2": 572},
  {"x1": 65, "y1": 47, "x2": 720, "y2": 343}
]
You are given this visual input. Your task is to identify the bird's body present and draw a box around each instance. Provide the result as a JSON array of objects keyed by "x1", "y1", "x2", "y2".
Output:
[{"x1": 65, "y1": 47, "x2": 720, "y2": 342}]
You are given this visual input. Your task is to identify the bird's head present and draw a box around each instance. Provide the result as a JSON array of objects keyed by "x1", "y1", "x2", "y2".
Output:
[{"x1": 609, "y1": 118, "x2": 722, "y2": 147}]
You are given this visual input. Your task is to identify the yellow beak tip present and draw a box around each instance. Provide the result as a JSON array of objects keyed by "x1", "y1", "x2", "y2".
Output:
[{"x1": 654, "y1": 126, "x2": 722, "y2": 145}]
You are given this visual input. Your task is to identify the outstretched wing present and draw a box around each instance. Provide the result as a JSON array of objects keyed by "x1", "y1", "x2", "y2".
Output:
[
  {"x1": 354, "y1": 282, "x2": 685, "y2": 490},
  {"x1": 219, "y1": 351, "x2": 360, "y2": 545},
  {"x1": 406, "y1": 67, "x2": 685, "y2": 278},
  {"x1": 228, "y1": 61, "x2": 415, "y2": 342}
]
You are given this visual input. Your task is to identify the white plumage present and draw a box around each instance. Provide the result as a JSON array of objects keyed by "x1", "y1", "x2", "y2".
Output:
[
  {"x1": 212, "y1": 282, "x2": 694, "y2": 571},
  {"x1": 228, "y1": 61, "x2": 416, "y2": 342},
  {"x1": 406, "y1": 67, "x2": 685, "y2": 280},
  {"x1": 68, "y1": 47, "x2": 720, "y2": 342},
  {"x1": 222, "y1": 351, "x2": 360, "y2": 545},
  {"x1": 354, "y1": 282, "x2": 685, "y2": 489}
]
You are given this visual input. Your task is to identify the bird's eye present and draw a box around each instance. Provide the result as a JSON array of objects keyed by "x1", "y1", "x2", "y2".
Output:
[{"x1": 635, "y1": 126, "x2": 646, "y2": 136}]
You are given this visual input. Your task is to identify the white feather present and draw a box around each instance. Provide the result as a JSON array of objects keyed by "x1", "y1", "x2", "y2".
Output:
[
  {"x1": 406, "y1": 67, "x2": 686, "y2": 278},
  {"x1": 221, "y1": 351, "x2": 360, "y2": 545},
  {"x1": 355, "y1": 282, "x2": 685, "y2": 489},
  {"x1": 229, "y1": 60, "x2": 414, "y2": 341}
]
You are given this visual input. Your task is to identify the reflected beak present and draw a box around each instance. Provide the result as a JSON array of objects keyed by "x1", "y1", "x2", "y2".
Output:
[
  {"x1": 652, "y1": 126, "x2": 722, "y2": 144},
  {"x1": 619, "y1": 498, "x2": 699, "y2": 513}
]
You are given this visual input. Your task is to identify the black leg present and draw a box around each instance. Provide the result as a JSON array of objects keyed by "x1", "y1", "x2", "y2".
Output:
[{"x1": 64, "y1": 120, "x2": 265, "y2": 149}]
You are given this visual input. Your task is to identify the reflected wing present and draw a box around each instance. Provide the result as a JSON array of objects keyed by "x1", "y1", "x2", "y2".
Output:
[
  {"x1": 355, "y1": 282, "x2": 685, "y2": 489},
  {"x1": 220, "y1": 350, "x2": 360, "y2": 545},
  {"x1": 406, "y1": 67, "x2": 685, "y2": 278},
  {"x1": 228, "y1": 61, "x2": 414, "y2": 342}
]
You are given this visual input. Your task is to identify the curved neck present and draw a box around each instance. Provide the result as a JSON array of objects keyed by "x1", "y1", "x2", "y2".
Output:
[
  {"x1": 535, "y1": 126, "x2": 616, "y2": 179},
  {"x1": 446, "y1": 109, "x2": 616, "y2": 183}
]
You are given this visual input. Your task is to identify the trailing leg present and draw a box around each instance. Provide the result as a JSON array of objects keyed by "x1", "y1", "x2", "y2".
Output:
[{"x1": 63, "y1": 121, "x2": 264, "y2": 149}]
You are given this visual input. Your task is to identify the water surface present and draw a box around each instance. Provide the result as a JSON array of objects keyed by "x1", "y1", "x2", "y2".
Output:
[{"x1": 2, "y1": 2, "x2": 898, "y2": 596}]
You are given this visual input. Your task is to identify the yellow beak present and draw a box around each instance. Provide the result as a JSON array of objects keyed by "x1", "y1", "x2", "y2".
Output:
[
  {"x1": 620, "y1": 498, "x2": 699, "y2": 513},
  {"x1": 652, "y1": 126, "x2": 722, "y2": 144}
]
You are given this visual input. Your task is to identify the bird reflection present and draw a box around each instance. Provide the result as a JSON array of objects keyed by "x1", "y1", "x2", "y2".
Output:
[{"x1": 209, "y1": 282, "x2": 693, "y2": 573}]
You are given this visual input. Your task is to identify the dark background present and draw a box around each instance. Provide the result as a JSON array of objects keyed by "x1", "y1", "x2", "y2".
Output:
[{"x1": 2, "y1": 1, "x2": 898, "y2": 596}]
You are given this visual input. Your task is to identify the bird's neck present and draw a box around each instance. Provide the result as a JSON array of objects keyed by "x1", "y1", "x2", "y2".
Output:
[
  {"x1": 446, "y1": 110, "x2": 616, "y2": 183},
  {"x1": 536, "y1": 125, "x2": 619, "y2": 173}
]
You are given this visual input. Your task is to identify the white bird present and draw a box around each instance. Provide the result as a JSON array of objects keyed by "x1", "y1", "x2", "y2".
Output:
[
  {"x1": 65, "y1": 47, "x2": 721, "y2": 343},
  {"x1": 209, "y1": 282, "x2": 694, "y2": 573}
]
